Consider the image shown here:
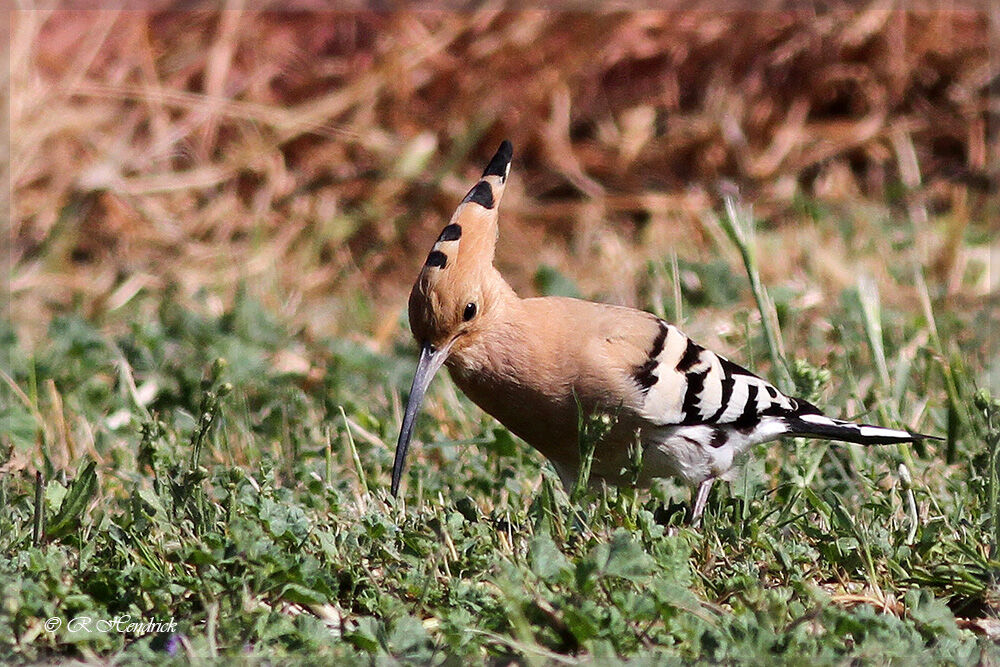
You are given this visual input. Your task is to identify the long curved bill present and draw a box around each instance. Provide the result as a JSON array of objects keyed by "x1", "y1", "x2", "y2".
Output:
[{"x1": 391, "y1": 342, "x2": 452, "y2": 497}]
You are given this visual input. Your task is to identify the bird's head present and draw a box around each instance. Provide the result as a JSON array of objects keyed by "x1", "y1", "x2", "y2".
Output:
[{"x1": 392, "y1": 140, "x2": 513, "y2": 496}]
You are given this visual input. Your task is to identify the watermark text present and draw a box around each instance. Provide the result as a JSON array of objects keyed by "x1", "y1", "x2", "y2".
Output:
[{"x1": 44, "y1": 615, "x2": 177, "y2": 634}]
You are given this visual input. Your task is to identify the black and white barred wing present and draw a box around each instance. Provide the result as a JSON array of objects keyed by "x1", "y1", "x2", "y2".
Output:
[{"x1": 632, "y1": 320, "x2": 923, "y2": 449}]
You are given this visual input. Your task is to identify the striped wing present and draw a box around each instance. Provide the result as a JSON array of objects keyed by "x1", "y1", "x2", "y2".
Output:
[
  {"x1": 633, "y1": 319, "x2": 921, "y2": 447},
  {"x1": 634, "y1": 320, "x2": 797, "y2": 429}
]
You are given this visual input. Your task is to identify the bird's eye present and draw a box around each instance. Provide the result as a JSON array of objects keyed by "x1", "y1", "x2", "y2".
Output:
[{"x1": 463, "y1": 302, "x2": 477, "y2": 321}]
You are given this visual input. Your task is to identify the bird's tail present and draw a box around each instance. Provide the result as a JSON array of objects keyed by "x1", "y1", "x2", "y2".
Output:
[{"x1": 784, "y1": 411, "x2": 937, "y2": 445}]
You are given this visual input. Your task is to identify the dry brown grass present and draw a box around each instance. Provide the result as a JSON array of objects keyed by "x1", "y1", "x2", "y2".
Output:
[{"x1": 9, "y1": 8, "x2": 996, "y2": 348}]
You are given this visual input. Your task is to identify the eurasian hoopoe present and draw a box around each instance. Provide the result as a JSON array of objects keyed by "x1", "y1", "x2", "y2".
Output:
[{"x1": 392, "y1": 140, "x2": 934, "y2": 524}]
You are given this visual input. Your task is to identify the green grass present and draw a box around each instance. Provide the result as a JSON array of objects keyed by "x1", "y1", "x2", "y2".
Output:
[{"x1": 2, "y1": 208, "x2": 998, "y2": 663}]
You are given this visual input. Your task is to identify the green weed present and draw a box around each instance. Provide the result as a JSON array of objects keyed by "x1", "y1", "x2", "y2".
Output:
[{"x1": 2, "y1": 220, "x2": 997, "y2": 663}]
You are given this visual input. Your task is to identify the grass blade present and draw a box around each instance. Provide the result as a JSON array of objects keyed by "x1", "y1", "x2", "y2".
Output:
[
  {"x1": 46, "y1": 460, "x2": 98, "y2": 541},
  {"x1": 719, "y1": 193, "x2": 792, "y2": 393}
]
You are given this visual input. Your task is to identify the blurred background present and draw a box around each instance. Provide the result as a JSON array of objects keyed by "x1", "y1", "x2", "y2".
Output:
[
  {"x1": 5, "y1": 11, "x2": 1000, "y2": 658},
  {"x1": 8, "y1": 7, "x2": 997, "y2": 360}
]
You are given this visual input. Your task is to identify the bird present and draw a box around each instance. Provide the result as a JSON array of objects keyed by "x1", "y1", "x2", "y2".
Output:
[{"x1": 391, "y1": 140, "x2": 934, "y2": 524}]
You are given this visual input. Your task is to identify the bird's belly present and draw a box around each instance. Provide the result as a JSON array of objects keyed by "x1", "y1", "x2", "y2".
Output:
[
  {"x1": 638, "y1": 431, "x2": 723, "y2": 487},
  {"x1": 447, "y1": 364, "x2": 688, "y2": 487},
  {"x1": 446, "y1": 356, "x2": 758, "y2": 491}
]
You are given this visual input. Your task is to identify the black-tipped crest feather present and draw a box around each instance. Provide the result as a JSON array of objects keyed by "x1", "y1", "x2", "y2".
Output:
[
  {"x1": 463, "y1": 181, "x2": 495, "y2": 208},
  {"x1": 482, "y1": 140, "x2": 513, "y2": 181}
]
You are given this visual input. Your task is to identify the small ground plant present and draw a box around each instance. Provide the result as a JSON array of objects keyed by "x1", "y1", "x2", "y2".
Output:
[{"x1": 2, "y1": 220, "x2": 997, "y2": 661}]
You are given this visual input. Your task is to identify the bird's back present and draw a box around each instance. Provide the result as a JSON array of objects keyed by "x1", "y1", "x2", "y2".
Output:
[
  {"x1": 443, "y1": 295, "x2": 740, "y2": 485},
  {"x1": 446, "y1": 294, "x2": 836, "y2": 489}
]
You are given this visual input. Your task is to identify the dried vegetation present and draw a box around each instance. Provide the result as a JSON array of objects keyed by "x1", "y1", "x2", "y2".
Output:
[{"x1": 10, "y1": 9, "x2": 996, "y2": 341}]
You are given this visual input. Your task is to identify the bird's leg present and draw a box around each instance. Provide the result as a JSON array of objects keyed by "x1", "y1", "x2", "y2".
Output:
[{"x1": 691, "y1": 478, "x2": 715, "y2": 527}]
